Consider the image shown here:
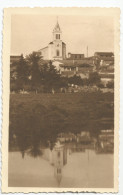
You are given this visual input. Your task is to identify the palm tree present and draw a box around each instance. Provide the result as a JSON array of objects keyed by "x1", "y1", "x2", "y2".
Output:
[
  {"x1": 16, "y1": 54, "x2": 29, "y2": 91},
  {"x1": 26, "y1": 52, "x2": 42, "y2": 93}
]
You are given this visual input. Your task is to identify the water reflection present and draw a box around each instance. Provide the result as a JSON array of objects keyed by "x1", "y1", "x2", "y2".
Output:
[{"x1": 9, "y1": 136, "x2": 114, "y2": 188}]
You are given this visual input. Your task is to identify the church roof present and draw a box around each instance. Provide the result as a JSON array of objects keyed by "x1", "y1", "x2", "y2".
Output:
[
  {"x1": 62, "y1": 42, "x2": 66, "y2": 45},
  {"x1": 38, "y1": 46, "x2": 48, "y2": 51},
  {"x1": 49, "y1": 41, "x2": 53, "y2": 44},
  {"x1": 49, "y1": 41, "x2": 66, "y2": 45},
  {"x1": 53, "y1": 21, "x2": 61, "y2": 32}
]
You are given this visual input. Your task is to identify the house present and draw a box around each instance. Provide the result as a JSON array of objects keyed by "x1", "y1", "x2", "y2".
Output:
[
  {"x1": 94, "y1": 52, "x2": 114, "y2": 58},
  {"x1": 52, "y1": 60, "x2": 63, "y2": 72},
  {"x1": 99, "y1": 73, "x2": 114, "y2": 87},
  {"x1": 68, "y1": 53, "x2": 84, "y2": 60},
  {"x1": 10, "y1": 55, "x2": 22, "y2": 65},
  {"x1": 94, "y1": 52, "x2": 114, "y2": 69},
  {"x1": 10, "y1": 55, "x2": 22, "y2": 80},
  {"x1": 54, "y1": 59, "x2": 94, "y2": 78}
]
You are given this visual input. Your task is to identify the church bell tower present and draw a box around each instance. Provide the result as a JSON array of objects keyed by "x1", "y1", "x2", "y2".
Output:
[
  {"x1": 53, "y1": 19, "x2": 62, "y2": 41},
  {"x1": 52, "y1": 19, "x2": 63, "y2": 60},
  {"x1": 48, "y1": 18, "x2": 66, "y2": 60}
]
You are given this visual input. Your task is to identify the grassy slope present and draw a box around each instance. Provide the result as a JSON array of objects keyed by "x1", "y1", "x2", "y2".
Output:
[{"x1": 10, "y1": 92, "x2": 114, "y2": 133}]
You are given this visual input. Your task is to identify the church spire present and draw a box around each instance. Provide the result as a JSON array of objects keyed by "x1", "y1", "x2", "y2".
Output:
[
  {"x1": 53, "y1": 17, "x2": 62, "y2": 41},
  {"x1": 53, "y1": 17, "x2": 61, "y2": 33}
]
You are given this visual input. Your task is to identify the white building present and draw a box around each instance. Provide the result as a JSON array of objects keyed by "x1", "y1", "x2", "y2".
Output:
[{"x1": 38, "y1": 21, "x2": 66, "y2": 60}]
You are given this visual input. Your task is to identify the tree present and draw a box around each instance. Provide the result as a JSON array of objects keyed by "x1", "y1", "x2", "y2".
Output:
[
  {"x1": 26, "y1": 52, "x2": 67, "y2": 93},
  {"x1": 68, "y1": 75, "x2": 82, "y2": 86},
  {"x1": 10, "y1": 81, "x2": 18, "y2": 92},
  {"x1": 88, "y1": 72, "x2": 101, "y2": 86},
  {"x1": 16, "y1": 54, "x2": 29, "y2": 91},
  {"x1": 97, "y1": 82, "x2": 105, "y2": 88},
  {"x1": 40, "y1": 61, "x2": 67, "y2": 92},
  {"x1": 82, "y1": 78, "x2": 90, "y2": 86},
  {"x1": 107, "y1": 81, "x2": 114, "y2": 88},
  {"x1": 26, "y1": 52, "x2": 42, "y2": 93}
]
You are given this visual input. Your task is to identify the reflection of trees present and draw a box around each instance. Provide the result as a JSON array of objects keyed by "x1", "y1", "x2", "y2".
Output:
[
  {"x1": 17, "y1": 135, "x2": 29, "y2": 158},
  {"x1": 27, "y1": 146, "x2": 42, "y2": 158},
  {"x1": 9, "y1": 92, "x2": 114, "y2": 158},
  {"x1": 9, "y1": 104, "x2": 61, "y2": 157}
]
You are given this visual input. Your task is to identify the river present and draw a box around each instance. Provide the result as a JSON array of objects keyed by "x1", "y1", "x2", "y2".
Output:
[{"x1": 8, "y1": 147, "x2": 113, "y2": 188}]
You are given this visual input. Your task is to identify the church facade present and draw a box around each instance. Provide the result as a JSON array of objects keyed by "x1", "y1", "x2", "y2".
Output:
[{"x1": 38, "y1": 21, "x2": 66, "y2": 60}]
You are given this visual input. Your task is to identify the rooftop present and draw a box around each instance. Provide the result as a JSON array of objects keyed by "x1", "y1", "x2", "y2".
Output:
[
  {"x1": 95, "y1": 52, "x2": 114, "y2": 56},
  {"x1": 38, "y1": 46, "x2": 48, "y2": 51},
  {"x1": 56, "y1": 59, "x2": 94, "y2": 67},
  {"x1": 49, "y1": 41, "x2": 66, "y2": 45}
]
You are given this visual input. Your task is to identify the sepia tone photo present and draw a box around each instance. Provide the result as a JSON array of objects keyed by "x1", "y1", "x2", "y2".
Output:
[{"x1": 2, "y1": 8, "x2": 120, "y2": 192}]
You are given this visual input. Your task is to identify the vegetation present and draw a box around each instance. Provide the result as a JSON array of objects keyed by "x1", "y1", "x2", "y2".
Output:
[
  {"x1": 10, "y1": 52, "x2": 67, "y2": 93},
  {"x1": 9, "y1": 52, "x2": 114, "y2": 157},
  {"x1": 88, "y1": 72, "x2": 101, "y2": 86},
  {"x1": 10, "y1": 52, "x2": 105, "y2": 93},
  {"x1": 107, "y1": 81, "x2": 114, "y2": 88},
  {"x1": 9, "y1": 92, "x2": 114, "y2": 155}
]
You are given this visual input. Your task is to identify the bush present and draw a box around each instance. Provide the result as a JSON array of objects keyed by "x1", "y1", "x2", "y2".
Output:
[{"x1": 107, "y1": 81, "x2": 114, "y2": 88}]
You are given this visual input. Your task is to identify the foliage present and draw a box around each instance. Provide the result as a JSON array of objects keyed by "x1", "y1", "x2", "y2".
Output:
[
  {"x1": 97, "y1": 82, "x2": 105, "y2": 88},
  {"x1": 26, "y1": 52, "x2": 42, "y2": 92},
  {"x1": 11, "y1": 51, "x2": 114, "y2": 94},
  {"x1": 68, "y1": 75, "x2": 82, "y2": 86},
  {"x1": 10, "y1": 52, "x2": 68, "y2": 93},
  {"x1": 9, "y1": 92, "x2": 114, "y2": 153},
  {"x1": 107, "y1": 81, "x2": 114, "y2": 88},
  {"x1": 16, "y1": 54, "x2": 29, "y2": 90},
  {"x1": 88, "y1": 72, "x2": 101, "y2": 86},
  {"x1": 40, "y1": 61, "x2": 66, "y2": 92},
  {"x1": 10, "y1": 81, "x2": 18, "y2": 92}
]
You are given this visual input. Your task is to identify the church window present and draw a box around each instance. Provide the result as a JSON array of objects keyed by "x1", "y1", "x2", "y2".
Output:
[
  {"x1": 57, "y1": 151, "x2": 60, "y2": 157},
  {"x1": 56, "y1": 50, "x2": 60, "y2": 56},
  {"x1": 57, "y1": 168, "x2": 61, "y2": 174},
  {"x1": 56, "y1": 34, "x2": 60, "y2": 39}
]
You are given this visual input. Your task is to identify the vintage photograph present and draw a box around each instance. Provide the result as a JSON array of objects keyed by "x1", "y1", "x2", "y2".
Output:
[{"x1": 2, "y1": 8, "x2": 120, "y2": 192}]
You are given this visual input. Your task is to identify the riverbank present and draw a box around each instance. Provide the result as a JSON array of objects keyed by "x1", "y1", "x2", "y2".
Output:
[{"x1": 9, "y1": 92, "x2": 114, "y2": 151}]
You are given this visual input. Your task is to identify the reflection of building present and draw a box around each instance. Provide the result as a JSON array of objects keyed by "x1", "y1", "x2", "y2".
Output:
[
  {"x1": 95, "y1": 129, "x2": 114, "y2": 153},
  {"x1": 42, "y1": 141, "x2": 67, "y2": 186},
  {"x1": 54, "y1": 142, "x2": 67, "y2": 186},
  {"x1": 57, "y1": 132, "x2": 76, "y2": 143},
  {"x1": 76, "y1": 131, "x2": 91, "y2": 144},
  {"x1": 38, "y1": 21, "x2": 66, "y2": 60}
]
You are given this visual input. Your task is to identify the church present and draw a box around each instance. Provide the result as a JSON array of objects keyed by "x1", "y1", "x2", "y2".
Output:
[{"x1": 38, "y1": 20, "x2": 66, "y2": 60}]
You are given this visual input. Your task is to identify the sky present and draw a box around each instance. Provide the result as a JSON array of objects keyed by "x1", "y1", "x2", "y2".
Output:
[{"x1": 11, "y1": 14, "x2": 114, "y2": 57}]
